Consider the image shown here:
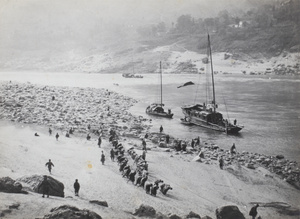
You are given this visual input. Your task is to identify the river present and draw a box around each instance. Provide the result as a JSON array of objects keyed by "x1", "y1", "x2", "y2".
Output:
[{"x1": 1, "y1": 72, "x2": 300, "y2": 162}]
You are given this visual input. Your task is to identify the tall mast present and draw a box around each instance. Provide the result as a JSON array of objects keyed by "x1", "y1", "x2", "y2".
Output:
[
  {"x1": 160, "y1": 61, "x2": 163, "y2": 105},
  {"x1": 208, "y1": 34, "x2": 216, "y2": 112}
]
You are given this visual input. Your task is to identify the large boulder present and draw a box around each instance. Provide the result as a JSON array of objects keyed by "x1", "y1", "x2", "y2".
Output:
[
  {"x1": 186, "y1": 211, "x2": 201, "y2": 218},
  {"x1": 43, "y1": 205, "x2": 102, "y2": 219},
  {"x1": 216, "y1": 205, "x2": 245, "y2": 219},
  {"x1": 0, "y1": 177, "x2": 23, "y2": 193},
  {"x1": 17, "y1": 175, "x2": 64, "y2": 197},
  {"x1": 133, "y1": 204, "x2": 156, "y2": 217}
]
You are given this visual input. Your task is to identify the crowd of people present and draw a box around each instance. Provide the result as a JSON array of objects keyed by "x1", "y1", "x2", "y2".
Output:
[
  {"x1": 40, "y1": 124, "x2": 243, "y2": 211},
  {"x1": 108, "y1": 129, "x2": 173, "y2": 197}
]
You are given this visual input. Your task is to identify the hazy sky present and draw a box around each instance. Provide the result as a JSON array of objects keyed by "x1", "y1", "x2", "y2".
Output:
[{"x1": 0, "y1": 0, "x2": 261, "y2": 58}]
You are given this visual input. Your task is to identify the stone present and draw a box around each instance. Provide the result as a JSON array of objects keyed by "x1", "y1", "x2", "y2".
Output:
[
  {"x1": 186, "y1": 211, "x2": 201, "y2": 218},
  {"x1": 169, "y1": 214, "x2": 182, "y2": 219},
  {"x1": 89, "y1": 200, "x2": 108, "y2": 207},
  {"x1": 0, "y1": 177, "x2": 23, "y2": 193},
  {"x1": 17, "y1": 175, "x2": 64, "y2": 197},
  {"x1": 43, "y1": 205, "x2": 102, "y2": 219},
  {"x1": 215, "y1": 205, "x2": 245, "y2": 219},
  {"x1": 133, "y1": 204, "x2": 156, "y2": 217},
  {"x1": 246, "y1": 163, "x2": 255, "y2": 169}
]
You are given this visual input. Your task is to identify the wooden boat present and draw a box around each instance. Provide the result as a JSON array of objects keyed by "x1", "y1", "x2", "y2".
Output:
[
  {"x1": 181, "y1": 34, "x2": 243, "y2": 134},
  {"x1": 146, "y1": 62, "x2": 173, "y2": 119},
  {"x1": 122, "y1": 63, "x2": 143, "y2": 78}
]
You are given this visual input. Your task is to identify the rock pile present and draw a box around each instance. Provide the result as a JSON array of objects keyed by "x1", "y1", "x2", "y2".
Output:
[
  {"x1": 0, "y1": 82, "x2": 150, "y2": 138},
  {"x1": 42, "y1": 205, "x2": 102, "y2": 219},
  {"x1": 193, "y1": 144, "x2": 300, "y2": 189},
  {"x1": 0, "y1": 177, "x2": 23, "y2": 193}
]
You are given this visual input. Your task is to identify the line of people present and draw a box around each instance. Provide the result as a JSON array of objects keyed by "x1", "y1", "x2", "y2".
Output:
[{"x1": 108, "y1": 131, "x2": 173, "y2": 197}]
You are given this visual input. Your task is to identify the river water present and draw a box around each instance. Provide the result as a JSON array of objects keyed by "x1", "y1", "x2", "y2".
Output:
[{"x1": 1, "y1": 72, "x2": 300, "y2": 162}]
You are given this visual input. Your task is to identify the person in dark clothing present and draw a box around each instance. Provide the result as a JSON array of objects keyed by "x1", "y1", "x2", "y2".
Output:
[
  {"x1": 144, "y1": 133, "x2": 148, "y2": 139},
  {"x1": 101, "y1": 151, "x2": 105, "y2": 165},
  {"x1": 249, "y1": 204, "x2": 259, "y2": 219},
  {"x1": 159, "y1": 125, "x2": 163, "y2": 133},
  {"x1": 65, "y1": 131, "x2": 70, "y2": 138},
  {"x1": 55, "y1": 133, "x2": 59, "y2": 141},
  {"x1": 230, "y1": 143, "x2": 237, "y2": 155},
  {"x1": 196, "y1": 136, "x2": 200, "y2": 146},
  {"x1": 165, "y1": 135, "x2": 170, "y2": 144},
  {"x1": 160, "y1": 184, "x2": 173, "y2": 195},
  {"x1": 234, "y1": 119, "x2": 237, "y2": 125},
  {"x1": 98, "y1": 136, "x2": 102, "y2": 148},
  {"x1": 49, "y1": 128, "x2": 52, "y2": 135},
  {"x1": 151, "y1": 185, "x2": 159, "y2": 196},
  {"x1": 74, "y1": 179, "x2": 80, "y2": 196},
  {"x1": 110, "y1": 149, "x2": 115, "y2": 161},
  {"x1": 86, "y1": 133, "x2": 91, "y2": 140},
  {"x1": 142, "y1": 139, "x2": 147, "y2": 151},
  {"x1": 38, "y1": 176, "x2": 51, "y2": 198},
  {"x1": 191, "y1": 139, "x2": 195, "y2": 148},
  {"x1": 219, "y1": 156, "x2": 224, "y2": 170},
  {"x1": 145, "y1": 183, "x2": 153, "y2": 194},
  {"x1": 142, "y1": 149, "x2": 146, "y2": 160},
  {"x1": 45, "y1": 159, "x2": 54, "y2": 174}
]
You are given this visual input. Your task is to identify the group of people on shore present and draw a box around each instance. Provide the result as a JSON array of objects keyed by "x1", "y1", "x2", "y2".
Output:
[{"x1": 107, "y1": 129, "x2": 172, "y2": 197}]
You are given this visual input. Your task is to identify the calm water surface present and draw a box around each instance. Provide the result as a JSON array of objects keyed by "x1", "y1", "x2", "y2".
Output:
[{"x1": 1, "y1": 72, "x2": 300, "y2": 162}]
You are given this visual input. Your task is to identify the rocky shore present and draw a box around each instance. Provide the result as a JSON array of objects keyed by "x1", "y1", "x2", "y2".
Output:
[
  {"x1": 1, "y1": 80, "x2": 300, "y2": 218},
  {"x1": 1, "y1": 81, "x2": 300, "y2": 191},
  {"x1": 0, "y1": 81, "x2": 150, "y2": 138}
]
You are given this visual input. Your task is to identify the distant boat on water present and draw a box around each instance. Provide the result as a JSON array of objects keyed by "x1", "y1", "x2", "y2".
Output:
[
  {"x1": 180, "y1": 34, "x2": 243, "y2": 134},
  {"x1": 122, "y1": 62, "x2": 143, "y2": 78},
  {"x1": 146, "y1": 61, "x2": 173, "y2": 119}
]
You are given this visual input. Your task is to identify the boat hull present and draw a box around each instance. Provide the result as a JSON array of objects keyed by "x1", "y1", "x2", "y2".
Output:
[
  {"x1": 181, "y1": 116, "x2": 243, "y2": 134},
  {"x1": 181, "y1": 111, "x2": 244, "y2": 134},
  {"x1": 147, "y1": 111, "x2": 174, "y2": 118}
]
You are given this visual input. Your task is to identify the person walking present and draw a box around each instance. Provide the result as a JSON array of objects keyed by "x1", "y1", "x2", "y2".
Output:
[
  {"x1": 249, "y1": 204, "x2": 259, "y2": 219},
  {"x1": 38, "y1": 175, "x2": 51, "y2": 198},
  {"x1": 45, "y1": 159, "x2": 54, "y2": 174},
  {"x1": 159, "y1": 125, "x2": 163, "y2": 133},
  {"x1": 219, "y1": 156, "x2": 224, "y2": 170},
  {"x1": 55, "y1": 133, "x2": 59, "y2": 141},
  {"x1": 142, "y1": 139, "x2": 147, "y2": 152},
  {"x1": 165, "y1": 135, "x2": 170, "y2": 144},
  {"x1": 142, "y1": 149, "x2": 146, "y2": 160},
  {"x1": 49, "y1": 128, "x2": 52, "y2": 135},
  {"x1": 98, "y1": 136, "x2": 102, "y2": 148},
  {"x1": 110, "y1": 148, "x2": 115, "y2": 161},
  {"x1": 101, "y1": 151, "x2": 105, "y2": 165},
  {"x1": 74, "y1": 179, "x2": 80, "y2": 196}
]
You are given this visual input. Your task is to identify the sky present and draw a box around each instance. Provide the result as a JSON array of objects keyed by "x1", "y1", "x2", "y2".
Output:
[{"x1": 0, "y1": 0, "x2": 268, "y2": 61}]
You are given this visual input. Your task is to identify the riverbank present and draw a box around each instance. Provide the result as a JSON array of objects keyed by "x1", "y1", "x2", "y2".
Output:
[{"x1": 0, "y1": 81, "x2": 300, "y2": 218}]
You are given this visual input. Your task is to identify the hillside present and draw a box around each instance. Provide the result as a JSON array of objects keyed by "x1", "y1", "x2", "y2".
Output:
[{"x1": 0, "y1": 0, "x2": 299, "y2": 74}]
